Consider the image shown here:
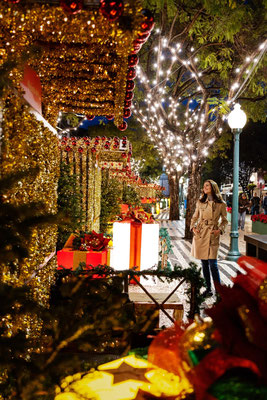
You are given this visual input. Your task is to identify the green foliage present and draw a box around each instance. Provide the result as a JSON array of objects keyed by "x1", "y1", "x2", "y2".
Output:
[
  {"x1": 138, "y1": 0, "x2": 266, "y2": 122},
  {"x1": 122, "y1": 184, "x2": 141, "y2": 208},
  {"x1": 159, "y1": 227, "x2": 173, "y2": 255},
  {"x1": 209, "y1": 369, "x2": 267, "y2": 400},
  {"x1": 0, "y1": 171, "x2": 208, "y2": 398},
  {"x1": 60, "y1": 113, "x2": 80, "y2": 128},
  {"x1": 207, "y1": 98, "x2": 230, "y2": 118},
  {"x1": 57, "y1": 162, "x2": 84, "y2": 249},
  {"x1": 143, "y1": 0, "x2": 178, "y2": 20},
  {"x1": 66, "y1": 262, "x2": 208, "y2": 320},
  {"x1": 100, "y1": 172, "x2": 121, "y2": 232},
  {"x1": 0, "y1": 274, "x2": 137, "y2": 399}
]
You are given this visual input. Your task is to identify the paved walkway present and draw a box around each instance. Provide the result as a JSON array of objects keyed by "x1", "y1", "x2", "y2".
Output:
[{"x1": 128, "y1": 210, "x2": 253, "y2": 325}]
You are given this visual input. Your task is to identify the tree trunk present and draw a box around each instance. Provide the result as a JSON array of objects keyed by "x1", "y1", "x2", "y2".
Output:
[
  {"x1": 185, "y1": 162, "x2": 202, "y2": 239},
  {"x1": 169, "y1": 173, "x2": 180, "y2": 220}
]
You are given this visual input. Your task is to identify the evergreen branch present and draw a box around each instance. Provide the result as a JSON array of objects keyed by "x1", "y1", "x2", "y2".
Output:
[{"x1": 45, "y1": 323, "x2": 95, "y2": 367}]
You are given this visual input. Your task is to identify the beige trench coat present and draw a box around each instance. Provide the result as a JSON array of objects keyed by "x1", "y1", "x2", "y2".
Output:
[{"x1": 190, "y1": 199, "x2": 228, "y2": 260}]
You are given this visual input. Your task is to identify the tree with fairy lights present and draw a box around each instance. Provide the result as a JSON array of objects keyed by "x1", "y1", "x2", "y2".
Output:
[{"x1": 133, "y1": 0, "x2": 267, "y2": 238}]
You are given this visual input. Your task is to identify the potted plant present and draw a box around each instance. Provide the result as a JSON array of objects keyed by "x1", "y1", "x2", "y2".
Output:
[{"x1": 251, "y1": 214, "x2": 267, "y2": 234}]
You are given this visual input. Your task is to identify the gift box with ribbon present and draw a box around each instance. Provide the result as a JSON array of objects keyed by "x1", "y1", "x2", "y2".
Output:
[
  {"x1": 110, "y1": 209, "x2": 159, "y2": 282},
  {"x1": 57, "y1": 231, "x2": 111, "y2": 271}
]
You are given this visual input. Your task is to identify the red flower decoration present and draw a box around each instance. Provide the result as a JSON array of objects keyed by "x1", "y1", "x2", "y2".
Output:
[
  {"x1": 128, "y1": 54, "x2": 138, "y2": 67},
  {"x1": 131, "y1": 43, "x2": 141, "y2": 54},
  {"x1": 99, "y1": 0, "x2": 124, "y2": 21},
  {"x1": 140, "y1": 8, "x2": 155, "y2": 32},
  {"x1": 123, "y1": 108, "x2": 132, "y2": 119},
  {"x1": 78, "y1": 147, "x2": 83, "y2": 153},
  {"x1": 121, "y1": 152, "x2": 127, "y2": 158},
  {"x1": 127, "y1": 68, "x2": 136, "y2": 80},
  {"x1": 251, "y1": 213, "x2": 267, "y2": 223},
  {"x1": 86, "y1": 115, "x2": 95, "y2": 121},
  {"x1": 118, "y1": 121, "x2": 127, "y2": 131},
  {"x1": 137, "y1": 31, "x2": 150, "y2": 41},
  {"x1": 65, "y1": 145, "x2": 71, "y2": 152},
  {"x1": 60, "y1": 0, "x2": 83, "y2": 14},
  {"x1": 126, "y1": 80, "x2": 135, "y2": 91},
  {"x1": 91, "y1": 147, "x2": 97, "y2": 153},
  {"x1": 105, "y1": 115, "x2": 114, "y2": 120},
  {"x1": 124, "y1": 99, "x2": 132, "y2": 108},
  {"x1": 125, "y1": 91, "x2": 134, "y2": 101},
  {"x1": 85, "y1": 140, "x2": 90, "y2": 146}
]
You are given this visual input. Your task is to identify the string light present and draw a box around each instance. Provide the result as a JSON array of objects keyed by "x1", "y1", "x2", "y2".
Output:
[{"x1": 134, "y1": 33, "x2": 266, "y2": 179}]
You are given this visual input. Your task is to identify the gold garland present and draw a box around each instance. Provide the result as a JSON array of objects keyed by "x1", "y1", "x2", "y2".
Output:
[
  {"x1": 0, "y1": 92, "x2": 60, "y2": 333},
  {"x1": 0, "y1": 1, "x2": 143, "y2": 126}
]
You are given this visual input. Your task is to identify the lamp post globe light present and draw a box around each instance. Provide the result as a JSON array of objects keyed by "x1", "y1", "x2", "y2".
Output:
[{"x1": 226, "y1": 103, "x2": 247, "y2": 261}]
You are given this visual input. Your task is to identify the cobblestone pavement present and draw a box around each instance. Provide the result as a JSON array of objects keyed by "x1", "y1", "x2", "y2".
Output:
[{"x1": 129, "y1": 210, "x2": 253, "y2": 327}]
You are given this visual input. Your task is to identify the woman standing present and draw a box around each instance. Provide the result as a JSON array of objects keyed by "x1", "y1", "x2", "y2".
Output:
[
  {"x1": 190, "y1": 180, "x2": 228, "y2": 296},
  {"x1": 238, "y1": 193, "x2": 250, "y2": 231}
]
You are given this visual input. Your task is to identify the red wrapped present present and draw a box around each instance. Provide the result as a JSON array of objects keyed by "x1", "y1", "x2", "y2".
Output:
[
  {"x1": 57, "y1": 248, "x2": 108, "y2": 270},
  {"x1": 57, "y1": 232, "x2": 110, "y2": 272}
]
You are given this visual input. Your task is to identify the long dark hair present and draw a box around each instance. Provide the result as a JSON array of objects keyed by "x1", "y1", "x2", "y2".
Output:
[{"x1": 199, "y1": 180, "x2": 224, "y2": 203}]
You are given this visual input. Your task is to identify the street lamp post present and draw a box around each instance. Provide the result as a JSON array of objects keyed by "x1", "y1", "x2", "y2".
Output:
[{"x1": 226, "y1": 104, "x2": 247, "y2": 261}]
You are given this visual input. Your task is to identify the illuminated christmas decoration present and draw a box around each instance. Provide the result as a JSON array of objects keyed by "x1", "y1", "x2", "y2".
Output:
[
  {"x1": 133, "y1": 18, "x2": 267, "y2": 228},
  {"x1": 60, "y1": 0, "x2": 83, "y2": 14},
  {"x1": 0, "y1": 1, "x2": 150, "y2": 127},
  {"x1": 99, "y1": 0, "x2": 124, "y2": 21},
  {"x1": 59, "y1": 136, "x2": 131, "y2": 231},
  {"x1": 55, "y1": 355, "x2": 192, "y2": 399},
  {"x1": 0, "y1": 91, "x2": 59, "y2": 334}
]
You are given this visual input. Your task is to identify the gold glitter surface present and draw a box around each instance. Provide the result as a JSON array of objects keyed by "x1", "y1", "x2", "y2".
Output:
[
  {"x1": 0, "y1": 1, "x2": 143, "y2": 126},
  {"x1": 0, "y1": 93, "x2": 59, "y2": 320}
]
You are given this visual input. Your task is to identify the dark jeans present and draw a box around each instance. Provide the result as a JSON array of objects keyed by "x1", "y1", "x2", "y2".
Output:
[
  {"x1": 251, "y1": 206, "x2": 260, "y2": 215},
  {"x1": 201, "y1": 259, "x2": 221, "y2": 291}
]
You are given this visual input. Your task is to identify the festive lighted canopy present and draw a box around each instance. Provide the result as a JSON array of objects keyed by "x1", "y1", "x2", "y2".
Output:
[
  {"x1": 59, "y1": 135, "x2": 131, "y2": 230},
  {"x1": 0, "y1": 0, "x2": 153, "y2": 128}
]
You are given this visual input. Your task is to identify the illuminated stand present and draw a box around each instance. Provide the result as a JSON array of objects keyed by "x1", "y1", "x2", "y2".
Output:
[{"x1": 110, "y1": 222, "x2": 160, "y2": 285}]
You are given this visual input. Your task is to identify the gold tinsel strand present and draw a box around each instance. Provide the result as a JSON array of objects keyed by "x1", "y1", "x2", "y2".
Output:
[{"x1": 0, "y1": 92, "x2": 59, "y2": 333}]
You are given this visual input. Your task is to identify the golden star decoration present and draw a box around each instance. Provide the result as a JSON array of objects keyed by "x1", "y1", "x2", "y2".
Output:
[{"x1": 55, "y1": 355, "x2": 192, "y2": 399}]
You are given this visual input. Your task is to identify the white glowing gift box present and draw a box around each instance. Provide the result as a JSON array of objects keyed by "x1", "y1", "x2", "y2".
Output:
[{"x1": 110, "y1": 213, "x2": 159, "y2": 282}]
